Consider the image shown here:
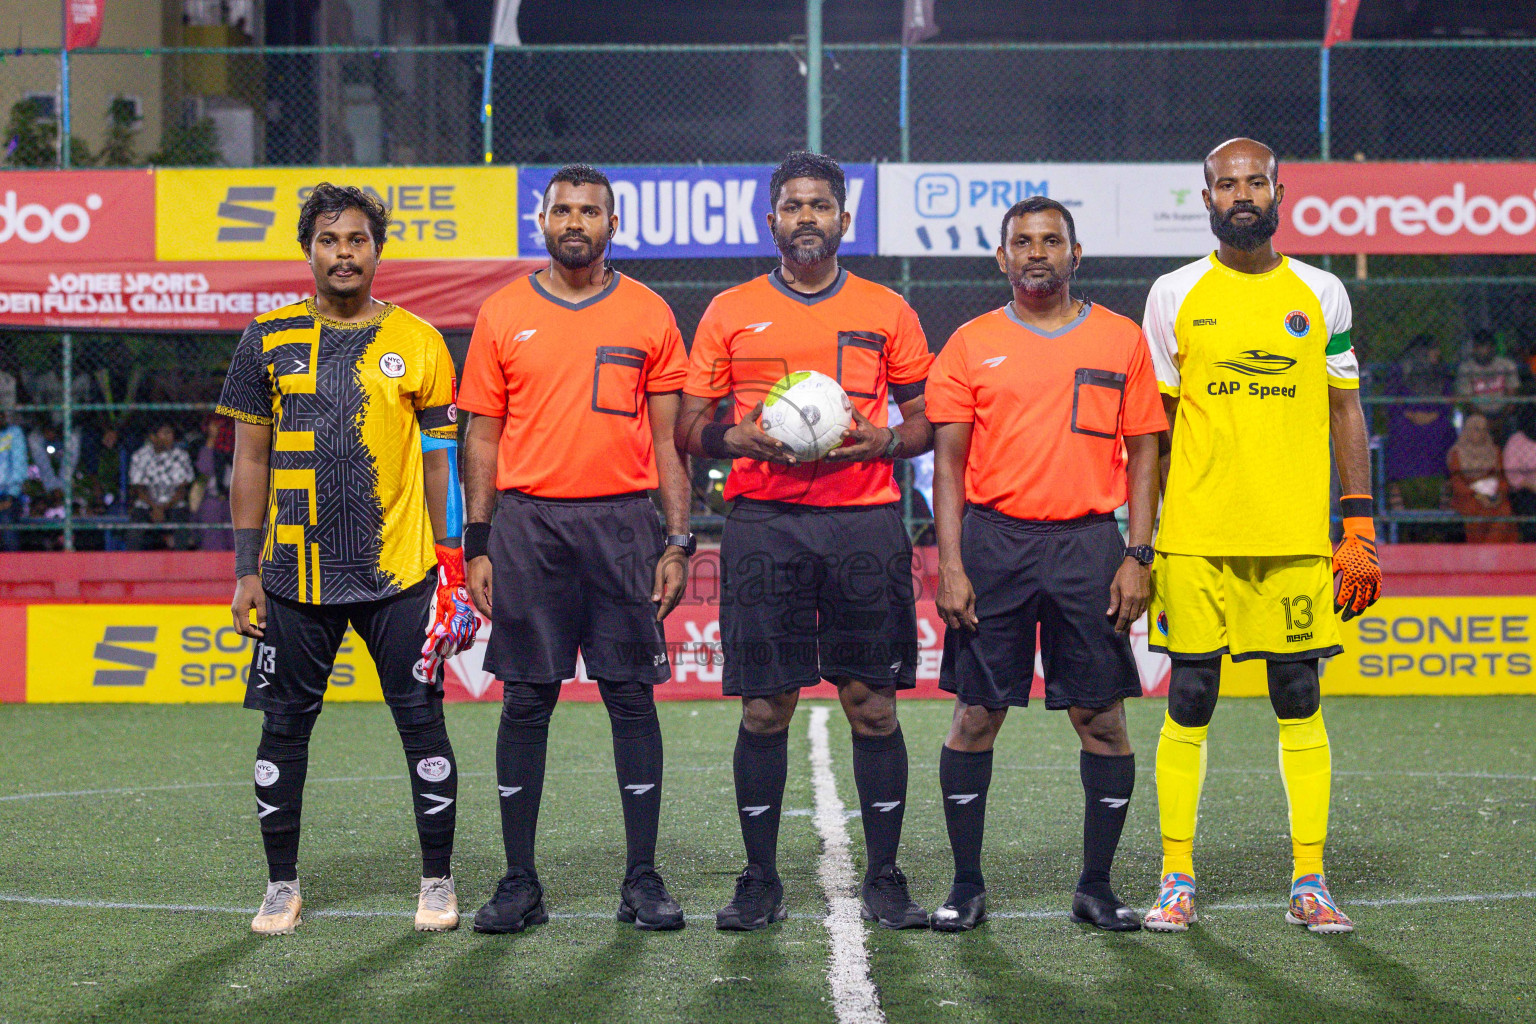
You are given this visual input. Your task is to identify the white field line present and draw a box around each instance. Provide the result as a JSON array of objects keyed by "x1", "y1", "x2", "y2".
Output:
[
  {"x1": 807, "y1": 706, "x2": 885, "y2": 1024},
  {"x1": 0, "y1": 894, "x2": 618, "y2": 920}
]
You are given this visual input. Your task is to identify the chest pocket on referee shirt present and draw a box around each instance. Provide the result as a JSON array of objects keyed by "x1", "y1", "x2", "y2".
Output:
[
  {"x1": 1071, "y1": 368, "x2": 1125, "y2": 440},
  {"x1": 592, "y1": 346, "x2": 646, "y2": 418},
  {"x1": 837, "y1": 331, "x2": 886, "y2": 400}
]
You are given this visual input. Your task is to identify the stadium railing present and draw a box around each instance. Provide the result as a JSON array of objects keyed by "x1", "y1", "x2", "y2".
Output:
[{"x1": 2, "y1": 40, "x2": 1533, "y2": 548}]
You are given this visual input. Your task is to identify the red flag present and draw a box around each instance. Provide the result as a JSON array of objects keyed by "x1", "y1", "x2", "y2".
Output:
[
  {"x1": 64, "y1": 0, "x2": 104, "y2": 50},
  {"x1": 1323, "y1": 0, "x2": 1361, "y2": 48}
]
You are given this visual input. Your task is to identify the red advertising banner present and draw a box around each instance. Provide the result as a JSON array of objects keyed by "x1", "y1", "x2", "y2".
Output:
[
  {"x1": 0, "y1": 258, "x2": 542, "y2": 331},
  {"x1": 1322, "y1": 0, "x2": 1361, "y2": 48},
  {"x1": 0, "y1": 170, "x2": 155, "y2": 263},
  {"x1": 64, "y1": 0, "x2": 105, "y2": 49},
  {"x1": 1275, "y1": 162, "x2": 1536, "y2": 255},
  {"x1": 439, "y1": 601, "x2": 1174, "y2": 704}
]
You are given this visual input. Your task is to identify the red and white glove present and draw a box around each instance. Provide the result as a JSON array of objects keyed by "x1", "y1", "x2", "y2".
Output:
[
  {"x1": 1333, "y1": 495, "x2": 1382, "y2": 622},
  {"x1": 421, "y1": 543, "x2": 480, "y2": 679}
]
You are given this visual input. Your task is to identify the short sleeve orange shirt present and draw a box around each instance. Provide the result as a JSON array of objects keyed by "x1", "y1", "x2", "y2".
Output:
[
  {"x1": 458, "y1": 271, "x2": 687, "y2": 498},
  {"x1": 685, "y1": 270, "x2": 932, "y2": 506},
  {"x1": 925, "y1": 301, "x2": 1167, "y2": 521}
]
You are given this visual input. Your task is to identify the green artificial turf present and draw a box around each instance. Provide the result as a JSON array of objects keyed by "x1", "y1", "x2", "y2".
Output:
[{"x1": 1, "y1": 697, "x2": 1532, "y2": 1024}]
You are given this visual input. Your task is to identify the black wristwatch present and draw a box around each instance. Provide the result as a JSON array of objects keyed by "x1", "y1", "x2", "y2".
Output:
[
  {"x1": 1125, "y1": 544, "x2": 1155, "y2": 566},
  {"x1": 665, "y1": 533, "x2": 697, "y2": 556}
]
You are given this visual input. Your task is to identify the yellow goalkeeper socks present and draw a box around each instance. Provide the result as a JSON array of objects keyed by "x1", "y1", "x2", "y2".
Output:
[
  {"x1": 1155, "y1": 713, "x2": 1208, "y2": 878},
  {"x1": 1278, "y1": 708, "x2": 1331, "y2": 883}
]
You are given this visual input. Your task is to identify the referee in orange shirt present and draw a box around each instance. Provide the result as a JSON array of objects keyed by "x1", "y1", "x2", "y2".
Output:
[
  {"x1": 458, "y1": 165, "x2": 693, "y2": 933},
  {"x1": 925, "y1": 197, "x2": 1166, "y2": 932}
]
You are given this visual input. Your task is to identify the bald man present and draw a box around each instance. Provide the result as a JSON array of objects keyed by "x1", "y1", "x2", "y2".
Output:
[{"x1": 1139, "y1": 138, "x2": 1380, "y2": 934}]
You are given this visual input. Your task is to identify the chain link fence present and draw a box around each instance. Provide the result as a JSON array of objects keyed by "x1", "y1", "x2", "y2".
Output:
[{"x1": 3, "y1": 40, "x2": 1535, "y2": 547}]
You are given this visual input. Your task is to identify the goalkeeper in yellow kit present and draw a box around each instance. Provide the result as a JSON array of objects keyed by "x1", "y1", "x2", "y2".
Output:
[{"x1": 1140, "y1": 139, "x2": 1382, "y2": 934}]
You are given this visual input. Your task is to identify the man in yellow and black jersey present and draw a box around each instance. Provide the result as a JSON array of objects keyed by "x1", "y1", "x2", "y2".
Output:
[{"x1": 218, "y1": 184, "x2": 478, "y2": 937}]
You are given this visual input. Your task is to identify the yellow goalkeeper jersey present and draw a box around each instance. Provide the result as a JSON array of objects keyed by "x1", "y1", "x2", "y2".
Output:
[{"x1": 1143, "y1": 253, "x2": 1359, "y2": 558}]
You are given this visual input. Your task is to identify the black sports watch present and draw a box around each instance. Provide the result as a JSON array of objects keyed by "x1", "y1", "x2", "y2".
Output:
[
  {"x1": 665, "y1": 533, "x2": 697, "y2": 556},
  {"x1": 1125, "y1": 544, "x2": 1155, "y2": 566}
]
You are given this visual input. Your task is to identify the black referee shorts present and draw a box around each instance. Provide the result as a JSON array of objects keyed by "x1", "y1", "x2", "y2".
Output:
[
  {"x1": 482, "y1": 489, "x2": 669, "y2": 686},
  {"x1": 940, "y1": 506, "x2": 1141, "y2": 711},
  {"x1": 720, "y1": 498, "x2": 918, "y2": 697},
  {"x1": 243, "y1": 573, "x2": 438, "y2": 716}
]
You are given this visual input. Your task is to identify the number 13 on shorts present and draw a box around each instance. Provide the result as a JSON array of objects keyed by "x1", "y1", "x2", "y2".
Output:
[{"x1": 1150, "y1": 552, "x2": 1342, "y2": 662}]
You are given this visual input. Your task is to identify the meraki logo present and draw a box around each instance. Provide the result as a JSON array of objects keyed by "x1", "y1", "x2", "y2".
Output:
[{"x1": 1213, "y1": 350, "x2": 1298, "y2": 376}]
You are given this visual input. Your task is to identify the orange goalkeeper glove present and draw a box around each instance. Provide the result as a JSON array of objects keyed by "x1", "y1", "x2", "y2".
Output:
[
  {"x1": 421, "y1": 543, "x2": 480, "y2": 679},
  {"x1": 1333, "y1": 495, "x2": 1381, "y2": 621}
]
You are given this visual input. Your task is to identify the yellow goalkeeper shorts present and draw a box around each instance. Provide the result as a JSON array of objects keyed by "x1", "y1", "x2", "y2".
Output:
[{"x1": 1148, "y1": 552, "x2": 1343, "y2": 662}]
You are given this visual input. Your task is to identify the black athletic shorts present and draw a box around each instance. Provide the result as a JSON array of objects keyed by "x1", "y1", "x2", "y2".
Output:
[
  {"x1": 482, "y1": 489, "x2": 669, "y2": 686},
  {"x1": 244, "y1": 573, "x2": 438, "y2": 716},
  {"x1": 940, "y1": 506, "x2": 1141, "y2": 711},
  {"x1": 720, "y1": 498, "x2": 918, "y2": 697}
]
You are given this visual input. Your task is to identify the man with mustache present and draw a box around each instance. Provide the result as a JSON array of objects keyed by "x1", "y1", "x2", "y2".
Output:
[
  {"x1": 677, "y1": 152, "x2": 934, "y2": 931},
  {"x1": 925, "y1": 196, "x2": 1165, "y2": 932},
  {"x1": 458, "y1": 164, "x2": 692, "y2": 933},
  {"x1": 1141, "y1": 138, "x2": 1380, "y2": 934},
  {"x1": 221, "y1": 183, "x2": 477, "y2": 935}
]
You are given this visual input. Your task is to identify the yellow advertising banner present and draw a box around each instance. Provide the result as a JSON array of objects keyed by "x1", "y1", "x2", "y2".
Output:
[
  {"x1": 1320, "y1": 596, "x2": 1536, "y2": 695},
  {"x1": 26, "y1": 605, "x2": 383, "y2": 703},
  {"x1": 154, "y1": 167, "x2": 520, "y2": 261}
]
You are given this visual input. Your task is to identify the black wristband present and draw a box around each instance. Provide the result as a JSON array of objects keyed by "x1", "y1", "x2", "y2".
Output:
[
  {"x1": 463, "y1": 521, "x2": 491, "y2": 563},
  {"x1": 701, "y1": 421, "x2": 733, "y2": 460},
  {"x1": 1339, "y1": 495, "x2": 1374, "y2": 519},
  {"x1": 234, "y1": 528, "x2": 263, "y2": 579}
]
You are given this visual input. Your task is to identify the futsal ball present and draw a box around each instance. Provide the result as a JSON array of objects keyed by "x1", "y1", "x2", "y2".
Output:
[{"x1": 760, "y1": 370, "x2": 853, "y2": 461}]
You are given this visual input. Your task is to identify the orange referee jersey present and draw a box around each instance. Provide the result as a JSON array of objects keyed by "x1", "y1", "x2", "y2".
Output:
[
  {"x1": 925, "y1": 301, "x2": 1166, "y2": 521},
  {"x1": 458, "y1": 271, "x2": 687, "y2": 498},
  {"x1": 686, "y1": 269, "x2": 932, "y2": 506}
]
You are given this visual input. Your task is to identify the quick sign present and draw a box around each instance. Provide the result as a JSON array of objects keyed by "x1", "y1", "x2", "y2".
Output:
[{"x1": 520, "y1": 164, "x2": 876, "y2": 259}]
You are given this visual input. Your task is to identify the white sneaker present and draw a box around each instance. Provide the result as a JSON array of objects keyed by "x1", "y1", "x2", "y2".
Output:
[
  {"x1": 252, "y1": 879, "x2": 302, "y2": 935},
  {"x1": 416, "y1": 875, "x2": 459, "y2": 932}
]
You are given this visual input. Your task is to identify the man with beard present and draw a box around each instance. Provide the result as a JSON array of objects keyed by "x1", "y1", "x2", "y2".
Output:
[
  {"x1": 925, "y1": 196, "x2": 1165, "y2": 932},
  {"x1": 221, "y1": 183, "x2": 478, "y2": 935},
  {"x1": 458, "y1": 164, "x2": 693, "y2": 933},
  {"x1": 676, "y1": 152, "x2": 935, "y2": 931},
  {"x1": 1140, "y1": 138, "x2": 1380, "y2": 934}
]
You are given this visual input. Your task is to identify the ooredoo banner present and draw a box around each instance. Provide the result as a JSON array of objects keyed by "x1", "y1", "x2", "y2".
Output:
[
  {"x1": 1274, "y1": 162, "x2": 1536, "y2": 255},
  {"x1": 0, "y1": 259, "x2": 542, "y2": 331},
  {"x1": 0, "y1": 170, "x2": 156, "y2": 263}
]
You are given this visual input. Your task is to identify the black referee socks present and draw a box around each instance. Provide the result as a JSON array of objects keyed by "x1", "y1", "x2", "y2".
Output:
[
  {"x1": 392, "y1": 702, "x2": 458, "y2": 879},
  {"x1": 1078, "y1": 750, "x2": 1136, "y2": 902},
  {"x1": 600, "y1": 680, "x2": 664, "y2": 876},
  {"x1": 734, "y1": 724, "x2": 789, "y2": 874},
  {"x1": 495, "y1": 684, "x2": 560, "y2": 876},
  {"x1": 939, "y1": 745, "x2": 992, "y2": 894},
  {"x1": 851, "y1": 726, "x2": 909, "y2": 882}
]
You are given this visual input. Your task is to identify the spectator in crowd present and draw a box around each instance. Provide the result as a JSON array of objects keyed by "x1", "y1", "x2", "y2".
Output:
[
  {"x1": 128, "y1": 422, "x2": 195, "y2": 550},
  {"x1": 199, "y1": 412, "x2": 236, "y2": 495},
  {"x1": 80, "y1": 423, "x2": 130, "y2": 514},
  {"x1": 0, "y1": 364, "x2": 17, "y2": 412},
  {"x1": 27, "y1": 421, "x2": 79, "y2": 516},
  {"x1": 1455, "y1": 329, "x2": 1520, "y2": 439},
  {"x1": 1384, "y1": 336, "x2": 1458, "y2": 542},
  {"x1": 1447, "y1": 413, "x2": 1519, "y2": 544},
  {"x1": 1503, "y1": 404, "x2": 1536, "y2": 542},
  {"x1": 0, "y1": 409, "x2": 27, "y2": 551}
]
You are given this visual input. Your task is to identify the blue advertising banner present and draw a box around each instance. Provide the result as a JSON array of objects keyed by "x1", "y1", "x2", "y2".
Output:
[{"x1": 520, "y1": 164, "x2": 877, "y2": 259}]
